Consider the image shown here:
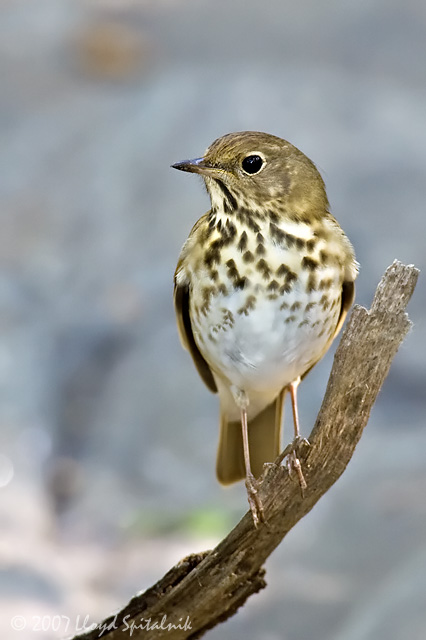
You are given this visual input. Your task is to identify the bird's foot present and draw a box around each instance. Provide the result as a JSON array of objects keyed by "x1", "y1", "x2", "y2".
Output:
[
  {"x1": 245, "y1": 472, "x2": 265, "y2": 527},
  {"x1": 286, "y1": 437, "x2": 310, "y2": 494}
]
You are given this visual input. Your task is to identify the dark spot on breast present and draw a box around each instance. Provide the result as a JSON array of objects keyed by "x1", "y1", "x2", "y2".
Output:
[
  {"x1": 268, "y1": 280, "x2": 279, "y2": 292},
  {"x1": 279, "y1": 283, "x2": 292, "y2": 295},
  {"x1": 319, "y1": 250, "x2": 329, "y2": 264},
  {"x1": 268, "y1": 210, "x2": 279, "y2": 224},
  {"x1": 235, "y1": 277, "x2": 247, "y2": 290},
  {"x1": 306, "y1": 239, "x2": 316, "y2": 252},
  {"x1": 236, "y1": 208, "x2": 261, "y2": 233},
  {"x1": 225, "y1": 220, "x2": 237, "y2": 238},
  {"x1": 243, "y1": 250, "x2": 254, "y2": 263},
  {"x1": 226, "y1": 261, "x2": 240, "y2": 281},
  {"x1": 290, "y1": 301, "x2": 301, "y2": 311},
  {"x1": 269, "y1": 222, "x2": 285, "y2": 243},
  {"x1": 238, "y1": 231, "x2": 248, "y2": 251},
  {"x1": 256, "y1": 258, "x2": 271, "y2": 279},
  {"x1": 222, "y1": 199, "x2": 231, "y2": 214},
  {"x1": 277, "y1": 268, "x2": 297, "y2": 295},
  {"x1": 319, "y1": 278, "x2": 333, "y2": 290},
  {"x1": 235, "y1": 210, "x2": 245, "y2": 224},
  {"x1": 221, "y1": 309, "x2": 235, "y2": 327},
  {"x1": 213, "y1": 223, "x2": 236, "y2": 248},
  {"x1": 211, "y1": 237, "x2": 225, "y2": 251},
  {"x1": 307, "y1": 274, "x2": 318, "y2": 292},
  {"x1": 320, "y1": 294, "x2": 330, "y2": 310},
  {"x1": 200, "y1": 286, "x2": 216, "y2": 314},
  {"x1": 302, "y1": 256, "x2": 319, "y2": 271},
  {"x1": 284, "y1": 232, "x2": 295, "y2": 248},
  {"x1": 205, "y1": 224, "x2": 215, "y2": 240},
  {"x1": 270, "y1": 223, "x2": 309, "y2": 251},
  {"x1": 202, "y1": 286, "x2": 215, "y2": 303},
  {"x1": 237, "y1": 294, "x2": 256, "y2": 316},
  {"x1": 226, "y1": 258, "x2": 246, "y2": 286},
  {"x1": 276, "y1": 263, "x2": 289, "y2": 278},
  {"x1": 204, "y1": 246, "x2": 221, "y2": 267},
  {"x1": 246, "y1": 216, "x2": 261, "y2": 233}
]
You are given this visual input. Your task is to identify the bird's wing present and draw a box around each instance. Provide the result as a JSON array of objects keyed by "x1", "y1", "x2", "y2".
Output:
[
  {"x1": 174, "y1": 256, "x2": 217, "y2": 394},
  {"x1": 332, "y1": 279, "x2": 355, "y2": 339}
]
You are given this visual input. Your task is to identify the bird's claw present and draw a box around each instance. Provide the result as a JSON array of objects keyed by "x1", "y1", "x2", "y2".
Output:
[
  {"x1": 245, "y1": 473, "x2": 265, "y2": 527},
  {"x1": 286, "y1": 437, "x2": 310, "y2": 493}
]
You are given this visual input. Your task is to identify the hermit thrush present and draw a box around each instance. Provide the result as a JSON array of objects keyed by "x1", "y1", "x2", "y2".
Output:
[{"x1": 172, "y1": 132, "x2": 358, "y2": 525}]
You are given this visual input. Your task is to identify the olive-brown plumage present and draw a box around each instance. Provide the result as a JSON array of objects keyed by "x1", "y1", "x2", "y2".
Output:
[{"x1": 173, "y1": 131, "x2": 358, "y2": 525}]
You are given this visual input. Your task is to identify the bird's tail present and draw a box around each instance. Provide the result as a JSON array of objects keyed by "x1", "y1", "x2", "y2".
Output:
[{"x1": 216, "y1": 390, "x2": 286, "y2": 485}]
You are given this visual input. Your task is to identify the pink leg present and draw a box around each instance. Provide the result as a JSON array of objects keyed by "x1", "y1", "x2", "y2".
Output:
[
  {"x1": 288, "y1": 377, "x2": 308, "y2": 491},
  {"x1": 289, "y1": 377, "x2": 301, "y2": 439},
  {"x1": 240, "y1": 406, "x2": 265, "y2": 527}
]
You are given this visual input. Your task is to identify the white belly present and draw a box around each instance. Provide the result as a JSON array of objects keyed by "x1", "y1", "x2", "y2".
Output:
[{"x1": 191, "y1": 274, "x2": 341, "y2": 411}]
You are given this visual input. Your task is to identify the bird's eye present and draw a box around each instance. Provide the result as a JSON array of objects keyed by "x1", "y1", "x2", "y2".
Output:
[{"x1": 241, "y1": 154, "x2": 264, "y2": 175}]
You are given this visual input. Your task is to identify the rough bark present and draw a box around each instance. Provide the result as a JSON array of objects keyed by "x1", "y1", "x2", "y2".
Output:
[{"x1": 74, "y1": 260, "x2": 419, "y2": 640}]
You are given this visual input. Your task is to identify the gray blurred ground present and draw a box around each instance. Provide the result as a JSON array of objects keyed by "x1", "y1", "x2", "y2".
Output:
[{"x1": 1, "y1": 1, "x2": 425, "y2": 639}]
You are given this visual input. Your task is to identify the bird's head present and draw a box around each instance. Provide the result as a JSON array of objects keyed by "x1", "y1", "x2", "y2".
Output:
[{"x1": 172, "y1": 131, "x2": 328, "y2": 221}]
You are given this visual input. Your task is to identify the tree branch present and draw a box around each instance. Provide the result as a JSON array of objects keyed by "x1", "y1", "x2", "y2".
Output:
[{"x1": 75, "y1": 260, "x2": 419, "y2": 640}]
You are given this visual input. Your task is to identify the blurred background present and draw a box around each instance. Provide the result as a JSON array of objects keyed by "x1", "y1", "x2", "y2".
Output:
[{"x1": 1, "y1": 0, "x2": 425, "y2": 638}]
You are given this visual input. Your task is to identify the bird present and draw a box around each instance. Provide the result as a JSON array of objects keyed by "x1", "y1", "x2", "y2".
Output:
[{"x1": 172, "y1": 131, "x2": 358, "y2": 525}]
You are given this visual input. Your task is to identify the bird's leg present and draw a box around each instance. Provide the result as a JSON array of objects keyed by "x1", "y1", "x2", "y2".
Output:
[
  {"x1": 232, "y1": 387, "x2": 265, "y2": 527},
  {"x1": 241, "y1": 405, "x2": 265, "y2": 527},
  {"x1": 287, "y1": 377, "x2": 309, "y2": 491},
  {"x1": 290, "y1": 376, "x2": 302, "y2": 440}
]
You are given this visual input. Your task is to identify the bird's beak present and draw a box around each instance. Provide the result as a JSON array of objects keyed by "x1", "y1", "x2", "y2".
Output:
[{"x1": 171, "y1": 157, "x2": 223, "y2": 177}]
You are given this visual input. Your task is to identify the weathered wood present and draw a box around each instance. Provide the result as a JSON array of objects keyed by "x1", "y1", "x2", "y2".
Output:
[{"x1": 74, "y1": 260, "x2": 419, "y2": 640}]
